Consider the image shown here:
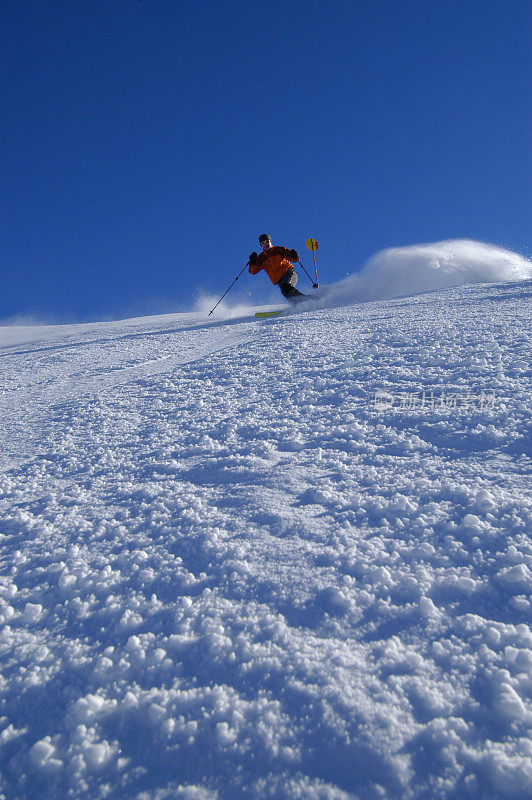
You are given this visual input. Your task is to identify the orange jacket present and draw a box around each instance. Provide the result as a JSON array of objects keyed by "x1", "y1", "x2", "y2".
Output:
[{"x1": 249, "y1": 246, "x2": 298, "y2": 285}]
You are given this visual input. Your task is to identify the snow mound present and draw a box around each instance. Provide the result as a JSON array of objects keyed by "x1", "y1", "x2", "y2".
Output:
[{"x1": 323, "y1": 239, "x2": 531, "y2": 306}]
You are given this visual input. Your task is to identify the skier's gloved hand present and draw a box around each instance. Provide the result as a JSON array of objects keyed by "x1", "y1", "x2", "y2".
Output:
[
  {"x1": 249, "y1": 251, "x2": 258, "y2": 265},
  {"x1": 289, "y1": 249, "x2": 298, "y2": 260}
]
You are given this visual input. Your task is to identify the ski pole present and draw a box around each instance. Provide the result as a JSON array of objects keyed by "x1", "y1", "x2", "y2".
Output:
[
  {"x1": 208, "y1": 262, "x2": 250, "y2": 316},
  {"x1": 298, "y1": 260, "x2": 319, "y2": 289}
]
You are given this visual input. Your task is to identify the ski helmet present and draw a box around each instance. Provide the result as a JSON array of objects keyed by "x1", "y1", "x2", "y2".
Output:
[{"x1": 258, "y1": 233, "x2": 271, "y2": 244}]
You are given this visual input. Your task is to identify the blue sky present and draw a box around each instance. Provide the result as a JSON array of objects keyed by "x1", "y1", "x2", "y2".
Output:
[{"x1": 2, "y1": 0, "x2": 530, "y2": 321}]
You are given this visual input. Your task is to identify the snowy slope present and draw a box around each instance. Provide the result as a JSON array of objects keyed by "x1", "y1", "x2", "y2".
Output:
[{"x1": 0, "y1": 258, "x2": 531, "y2": 798}]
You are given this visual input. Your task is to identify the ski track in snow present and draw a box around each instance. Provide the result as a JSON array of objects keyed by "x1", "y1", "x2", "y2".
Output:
[
  {"x1": 0, "y1": 280, "x2": 531, "y2": 800},
  {"x1": 0, "y1": 319, "x2": 254, "y2": 472}
]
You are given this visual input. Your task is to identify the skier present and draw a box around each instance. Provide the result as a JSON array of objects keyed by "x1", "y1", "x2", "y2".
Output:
[{"x1": 248, "y1": 234, "x2": 311, "y2": 304}]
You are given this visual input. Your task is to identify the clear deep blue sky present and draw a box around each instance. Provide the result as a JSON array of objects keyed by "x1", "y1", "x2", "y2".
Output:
[{"x1": 2, "y1": 0, "x2": 530, "y2": 321}]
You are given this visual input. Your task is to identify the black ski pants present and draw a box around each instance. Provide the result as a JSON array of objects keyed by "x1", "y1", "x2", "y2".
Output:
[{"x1": 277, "y1": 269, "x2": 308, "y2": 305}]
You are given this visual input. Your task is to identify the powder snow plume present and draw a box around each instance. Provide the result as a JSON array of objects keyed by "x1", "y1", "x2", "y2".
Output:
[{"x1": 321, "y1": 239, "x2": 531, "y2": 307}]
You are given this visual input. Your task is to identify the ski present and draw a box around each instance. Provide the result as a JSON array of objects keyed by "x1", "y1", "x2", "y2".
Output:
[
  {"x1": 255, "y1": 310, "x2": 286, "y2": 318},
  {"x1": 255, "y1": 297, "x2": 320, "y2": 319}
]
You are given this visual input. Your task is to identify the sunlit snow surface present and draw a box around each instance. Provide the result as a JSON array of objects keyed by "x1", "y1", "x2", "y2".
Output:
[{"x1": 1, "y1": 258, "x2": 531, "y2": 798}]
